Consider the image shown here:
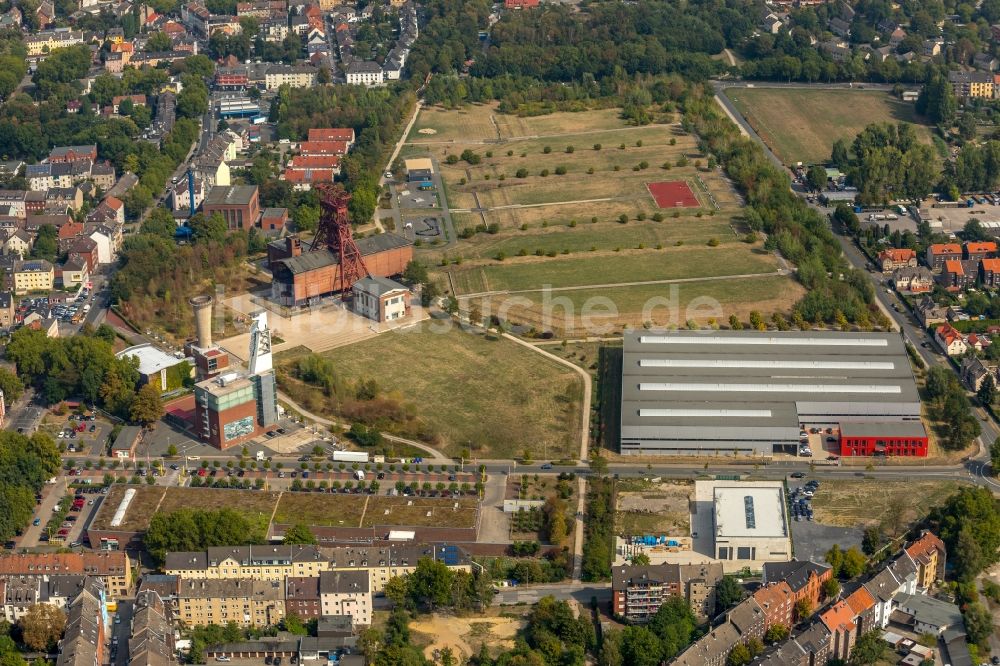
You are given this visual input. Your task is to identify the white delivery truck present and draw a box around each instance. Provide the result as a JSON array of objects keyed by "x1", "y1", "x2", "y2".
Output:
[{"x1": 332, "y1": 451, "x2": 369, "y2": 463}]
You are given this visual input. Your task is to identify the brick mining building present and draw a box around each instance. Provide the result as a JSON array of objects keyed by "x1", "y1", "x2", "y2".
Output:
[{"x1": 268, "y1": 234, "x2": 413, "y2": 306}]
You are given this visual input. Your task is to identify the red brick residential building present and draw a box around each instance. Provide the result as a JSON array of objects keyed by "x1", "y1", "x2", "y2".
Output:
[
  {"x1": 752, "y1": 581, "x2": 794, "y2": 629},
  {"x1": 285, "y1": 576, "x2": 321, "y2": 618},
  {"x1": 965, "y1": 241, "x2": 998, "y2": 261},
  {"x1": 982, "y1": 258, "x2": 1000, "y2": 287},
  {"x1": 926, "y1": 243, "x2": 962, "y2": 270},
  {"x1": 761, "y1": 560, "x2": 832, "y2": 610}
]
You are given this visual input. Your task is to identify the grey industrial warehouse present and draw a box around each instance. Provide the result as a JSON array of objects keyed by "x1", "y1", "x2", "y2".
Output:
[{"x1": 618, "y1": 330, "x2": 923, "y2": 456}]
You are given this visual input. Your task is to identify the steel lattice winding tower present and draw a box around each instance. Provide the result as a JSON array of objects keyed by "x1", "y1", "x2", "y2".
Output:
[{"x1": 313, "y1": 183, "x2": 370, "y2": 297}]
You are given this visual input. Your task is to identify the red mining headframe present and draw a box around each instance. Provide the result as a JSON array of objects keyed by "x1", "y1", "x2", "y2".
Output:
[{"x1": 313, "y1": 183, "x2": 369, "y2": 297}]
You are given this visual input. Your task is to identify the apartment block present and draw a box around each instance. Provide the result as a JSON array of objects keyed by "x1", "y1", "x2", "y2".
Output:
[
  {"x1": 318, "y1": 571, "x2": 371, "y2": 627},
  {"x1": 611, "y1": 562, "x2": 724, "y2": 623},
  {"x1": 176, "y1": 578, "x2": 285, "y2": 627},
  {"x1": 0, "y1": 552, "x2": 131, "y2": 599},
  {"x1": 163, "y1": 544, "x2": 471, "y2": 594}
]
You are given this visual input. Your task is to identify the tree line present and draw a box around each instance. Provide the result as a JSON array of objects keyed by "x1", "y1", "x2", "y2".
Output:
[
  {"x1": 924, "y1": 366, "x2": 982, "y2": 451},
  {"x1": 144, "y1": 507, "x2": 267, "y2": 565},
  {"x1": 0, "y1": 431, "x2": 62, "y2": 543}
]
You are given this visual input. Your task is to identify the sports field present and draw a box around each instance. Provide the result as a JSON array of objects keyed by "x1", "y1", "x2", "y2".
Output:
[
  {"x1": 297, "y1": 326, "x2": 583, "y2": 460},
  {"x1": 648, "y1": 181, "x2": 699, "y2": 208},
  {"x1": 725, "y1": 87, "x2": 932, "y2": 166},
  {"x1": 405, "y1": 103, "x2": 798, "y2": 336}
]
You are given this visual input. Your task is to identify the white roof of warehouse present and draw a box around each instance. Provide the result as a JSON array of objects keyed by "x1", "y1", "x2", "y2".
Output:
[
  {"x1": 713, "y1": 485, "x2": 787, "y2": 539},
  {"x1": 116, "y1": 344, "x2": 186, "y2": 376}
]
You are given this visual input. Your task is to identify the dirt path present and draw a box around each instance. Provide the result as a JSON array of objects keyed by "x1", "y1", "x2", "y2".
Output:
[{"x1": 275, "y1": 391, "x2": 449, "y2": 462}]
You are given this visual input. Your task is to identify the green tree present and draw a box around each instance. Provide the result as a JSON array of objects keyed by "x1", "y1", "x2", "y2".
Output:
[
  {"x1": 822, "y1": 577, "x2": 841, "y2": 599},
  {"x1": 727, "y1": 643, "x2": 751, "y2": 666},
  {"x1": 978, "y1": 375, "x2": 996, "y2": 406},
  {"x1": 189, "y1": 212, "x2": 228, "y2": 244},
  {"x1": 715, "y1": 575, "x2": 744, "y2": 614},
  {"x1": 648, "y1": 597, "x2": 697, "y2": 658},
  {"x1": 962, "y1": 600, "x2": 993, "y2": 645},
  {"x1": 806, "y1": 165, "x2": 827, "y2": 192},
  {"x1": 916, "y1": 74, "x2": 956, "y2": 125},
  {"x1": 30, "y1": 224, "x2": 57, "y2": 261},
  {"x1": 18, "y1": 604, "x2": 66, "y2": 652},
  {"x1": 764, "y1": 623, "x2": 789, "y2": 644},
  {"x1": 831, "y1": 139, "x2": 850, "y2": 169},
  {"x1": 840, "y1": 547, "x2": 866, "y2": 579},
  {"x1": 282, "y1": 523, "x2": 317, "y2": 545},
  {"x1": 849, "y1": 630, "x2": 886, "y2": 665},
  {"x1": 141, "y1": 207, "x2": 177, "y2": 240},
  {"x1": 862, "y1": 527, "x2": 883, "y2": 556},
  {"x1": 146, "y1": 31, "x2": 172, "y2": 51},
  {"x1": 129, "y1": 383, "x2": 164, "y2": 427},
  {"x1": 620, "y1": 626, "x2": 661, "y2": 666},
  {"x1": 402, "y1": 260, "x2": 429, "y2": 286},
  {"x1": 631, "y1": 552, "x2": 650, "y2": 566},
  {"x1": 406, "y1": 557, "x2": 453, "y2": 611},
  {"x1": 0, "y1": 368, "x2": 25, "y2": 403},
  {"x1": 794, "y1": 598, "x2": 814, "y2": 621},
  {"x1": 144, "y1": 507, "x2": 266, "y2": 564},
  {"x1": 281, "y1": 613, "x2": 308, "y2": 636}
]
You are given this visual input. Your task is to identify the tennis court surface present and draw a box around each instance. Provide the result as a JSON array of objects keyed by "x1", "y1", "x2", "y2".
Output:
[{"x1": 647, "y1": 180, "x2": 699, "y2": 208}]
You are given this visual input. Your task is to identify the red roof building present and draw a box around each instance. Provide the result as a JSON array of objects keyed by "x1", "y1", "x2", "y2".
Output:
[
  {"x1": 926, "y1": 243, "x2": 963, "y2": 270},
  {"x1": 300, "y1": 140, "x2": 349, "y2": 156},
  {"x1": 307, "y1": 128, "x2": 354, "y2": 145},
  {"x1": 965, "y1": 241, "x2": 998, "y2": 260}
]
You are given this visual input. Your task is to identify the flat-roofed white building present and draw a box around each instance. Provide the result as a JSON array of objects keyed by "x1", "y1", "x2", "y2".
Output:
[{"x1": 694, "y1": 481, "x2": 791, "y2": 569}]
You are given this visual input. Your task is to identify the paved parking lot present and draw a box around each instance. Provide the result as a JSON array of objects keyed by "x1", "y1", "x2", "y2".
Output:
[
  {"x1": 16, "y1": 479, "x2": 67, "y2": 548},
  {"x1": 19, "y1": 484, "x2": 104, "y2": 549},
  {"x1": 787, "y1": 479, "x2": 862, "y2": 562}
]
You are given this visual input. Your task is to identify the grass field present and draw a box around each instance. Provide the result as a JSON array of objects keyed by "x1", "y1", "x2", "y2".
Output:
[
  {"x1": 273, "y1": 492, "x2": 368, "y2": 527},
  {"x1": 306, "y1": 326, "x2": 583, "y2": 459},
  {"x1": 362, "y1": 496, "x2": 479, "y2": 529},
  {"x1": 726, "y1": 88, "x2": 932, "y2": 166},
  {"x1": 436, "y1": 218, "x2": 737, "y2": 261},
  {"x1": 487, "y1": 275, "x2": 805, "y2": 336},
  {"x1": 408, "y1": 104, "x2": 631, "y2": 143},
  {"x1": 92, "y1": 485, "x2": 281, "y2": 532},
  {"x1": 615, "y1": 481, "x2": 691, "y2": 537},
  {"x1": 812, "y1": 480, "x2": 960, "y2": 530},
  {"x1": 405, "y1": 102, "x2": 798, "y2": 335},
  {"x1": 446, "y1": 246, "x2": 778, "y2": 295},
  {"x1": 91, "y1": 485, "x2": 166, "y2": 531}
]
